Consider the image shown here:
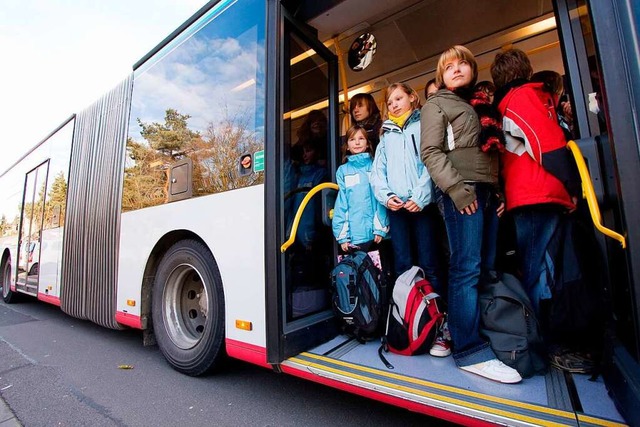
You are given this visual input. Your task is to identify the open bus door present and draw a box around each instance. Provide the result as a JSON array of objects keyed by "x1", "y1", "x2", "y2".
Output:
[
  {"x1": 259, "y1": 0, "x2": 637, "y2": 423},
  {"x1": 556, "y1": 0, "x2": 640, "y2": 423},
  {"x1": 265, "y1": 3, "x2": 340, "y2": 364}
]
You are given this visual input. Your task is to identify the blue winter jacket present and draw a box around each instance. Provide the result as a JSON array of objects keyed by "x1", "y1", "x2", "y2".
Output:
[
  {"x1": 292, "y1": 163, "x2": 327, "y2": 247},
  {"x1": 332, "y1": 153, "x2": 389, "y2": 245},
  {"x1": 371, "y1": 109, "x2": 433, "y2": 209}
]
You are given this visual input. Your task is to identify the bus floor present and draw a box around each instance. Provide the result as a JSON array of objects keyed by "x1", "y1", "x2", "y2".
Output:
[{"x1": 284, "y1": 335, "x2": 627, "y2": 426}]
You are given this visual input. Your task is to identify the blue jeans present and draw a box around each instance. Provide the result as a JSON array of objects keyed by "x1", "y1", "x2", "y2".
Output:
[
  {"x1": 437, "y1": 183, "x2": 499, "y2": 367},
  {"x1": 388, "y1": 206, "x2": 442, "y2": 293},
  {"x1": 513, "y1": 207, "x2": 562, "y2": 315}
]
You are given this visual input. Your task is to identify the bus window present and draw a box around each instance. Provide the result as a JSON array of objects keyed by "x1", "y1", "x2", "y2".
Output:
[{"x1": 283, "y1": 28, "x2": 334, "y2": 321}]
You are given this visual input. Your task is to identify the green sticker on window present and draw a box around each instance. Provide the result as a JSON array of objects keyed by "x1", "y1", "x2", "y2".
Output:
[{"x1": 253, "y1": 150, "x2": 264, "y2": 172}]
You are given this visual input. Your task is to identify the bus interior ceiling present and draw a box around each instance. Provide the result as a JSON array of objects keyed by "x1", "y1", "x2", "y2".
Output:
[{"x1": 289, "y1": 0, "x2": 560, "y2": 124}]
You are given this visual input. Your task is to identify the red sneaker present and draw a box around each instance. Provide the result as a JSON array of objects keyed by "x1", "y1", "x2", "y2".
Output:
[{"x1": 429, "y1": 336, "x2": 451, "y2": 357}]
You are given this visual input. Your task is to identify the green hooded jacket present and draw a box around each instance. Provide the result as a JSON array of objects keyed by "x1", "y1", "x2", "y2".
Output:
[{"x1": 420, "y1": 89, "x2": 499, "y2": 210}]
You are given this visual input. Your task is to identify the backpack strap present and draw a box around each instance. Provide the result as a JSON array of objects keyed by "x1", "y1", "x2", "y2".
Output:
[
  {"x1": 406, "y1": 283, "x2": 444, "y2": 354},
  {"x1": 378, "y1": 342, "x2": 394, "y2": 370},
  {"x1": 407, "y1": 310, "x2": 443, "y2": 354},
  {"x1": 378, "y1": 307, "x2": 395, "y2": 369},
  {"x1": 355, "y1": 252, "x2": 382, "y2": 305}
]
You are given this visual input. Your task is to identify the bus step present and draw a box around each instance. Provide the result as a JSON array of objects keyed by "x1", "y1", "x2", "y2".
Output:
[{"x1": 24, "y1": 284, "x2": 38, "y2": 296}]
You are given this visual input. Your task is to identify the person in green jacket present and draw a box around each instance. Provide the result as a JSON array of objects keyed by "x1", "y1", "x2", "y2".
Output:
[{"x1": 421, "y1": 45, "x2": 521, "y2": 384}]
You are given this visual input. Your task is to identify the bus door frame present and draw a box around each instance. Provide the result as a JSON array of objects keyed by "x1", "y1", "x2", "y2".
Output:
[
  {"x1": 17, "y1": 159, "x2": 50, "y2": 293},
  {"x1": 265, "y1": 0, "x2": 340, "y2": 365},
  {"x1": 555, "y1": 0, "x2": 640, "y2": 423}
]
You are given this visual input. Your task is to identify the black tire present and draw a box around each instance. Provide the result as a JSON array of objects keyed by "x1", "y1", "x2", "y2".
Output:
[
  {"x1": 1, "y1": 260, "x2": 18, "y2": 304},
  {"x1": 152, "y1": 240, "x2": 226, "y2": 376}
]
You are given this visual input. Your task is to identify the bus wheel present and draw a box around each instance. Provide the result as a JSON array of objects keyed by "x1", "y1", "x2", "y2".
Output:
[
  {"x1": 152, "y1": 240, "x2": 225, "y2": 376},
  {"x1": 1, "y1": 260, "x2": 17, "y2": 304}
]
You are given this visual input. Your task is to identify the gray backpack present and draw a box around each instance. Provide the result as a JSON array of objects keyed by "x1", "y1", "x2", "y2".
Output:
[{"x1": 479, "y1": 273, "x2": 547, "y2": 378}]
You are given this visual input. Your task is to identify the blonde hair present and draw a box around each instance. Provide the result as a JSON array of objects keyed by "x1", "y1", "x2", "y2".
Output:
[
  {"x1": 435, "y1": 45, "x2": 478, "y2": 89},
  {"x1": 382, "y1": 82, "x2": 421, "y2": 120}
]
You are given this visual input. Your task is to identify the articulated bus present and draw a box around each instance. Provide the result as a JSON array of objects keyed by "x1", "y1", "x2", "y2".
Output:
[{"x1": 1, "y1": 0, "x2": 639, "y2": 425}]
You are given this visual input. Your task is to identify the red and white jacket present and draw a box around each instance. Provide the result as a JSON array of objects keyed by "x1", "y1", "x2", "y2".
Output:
[{"x1": 495, "y1": 81, "x2": 579, "y2": 211}]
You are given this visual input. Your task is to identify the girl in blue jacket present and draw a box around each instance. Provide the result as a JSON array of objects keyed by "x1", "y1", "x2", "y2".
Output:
[
  {"x1": 332, "y1": 125, "x2": 388, "y2": 252},
  {"x1": 371, "y1": 82, "x2": 442, "y2": 291}
]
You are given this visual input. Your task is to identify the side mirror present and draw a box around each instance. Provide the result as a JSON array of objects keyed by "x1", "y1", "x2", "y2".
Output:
[
  {"x1": 239, "y1": 153, "x2": 253, "y2": 176},
  {"x1": 348, "y1": 32, "x2": 377, "y2": 71}
]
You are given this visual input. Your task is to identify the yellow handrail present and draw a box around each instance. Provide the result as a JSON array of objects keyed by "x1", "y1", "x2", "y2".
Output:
[
  {"x1": 567, "y1": 140, "x2": 626, "y2": 249},
  {"x1": 281, "y1": 182, "x2": 339, "y2": 253}
]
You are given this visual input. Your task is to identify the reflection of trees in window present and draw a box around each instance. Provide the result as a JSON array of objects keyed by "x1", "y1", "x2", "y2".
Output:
[
  {"x1": 0, "y1": 193, "x2": 21, "y2": 237},
  {"x1": 34, "y1": 182, "x2": 46, "y2": 233},
  {"x1": 122, "y1": 108, "x2": 264, "y2": 212},
  {"x1": 0, "y1": 215, "x2": 7, "y2": 236},
  {"x1": 17, "y1": 172, "x2": 69, "y2": 232},
  {"x1": 198, "y1": 110, "x2": 263, "y2": 193},
  {"x1": 6, "y1": 209, "x2": 20, "y2": 237},
  {"x1": 44, "y1": 172, "x2": 67, "y2": 228},
  {"x1": 140, "y1": 109, "x2": 201, "y2": 159},
  {"x1": 20, "y1": 182, "x2": 45, "y2": 242}
]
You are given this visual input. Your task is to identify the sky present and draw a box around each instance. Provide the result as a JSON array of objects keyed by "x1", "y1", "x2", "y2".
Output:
[{"x1": 0, "y1": 0, "x2": 210, "y2": 174}]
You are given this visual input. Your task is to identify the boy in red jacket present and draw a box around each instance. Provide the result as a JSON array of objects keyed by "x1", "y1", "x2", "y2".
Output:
[{"x1": 491, "y1": 49, "x2": 580, "y2": 315}]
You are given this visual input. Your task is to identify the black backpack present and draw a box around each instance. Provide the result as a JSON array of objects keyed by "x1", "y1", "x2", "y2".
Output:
[
  {"x1": 330, "y1": 251, "x2": 383, "y2": 341},
  {"x1": 479, "y1": 273, "x2": 547, "y2": 378}
]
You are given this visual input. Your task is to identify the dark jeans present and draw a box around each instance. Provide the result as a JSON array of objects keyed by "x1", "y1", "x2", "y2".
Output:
[
  {"x1": 387, "y1": 206, "x2": 442, "y2": 293},
  {"x1": 437, "y1": 183, "x2": 499, "y2": 367},
  {"x1": 513, "y1": 207, "x2": 562, "y2": 316}
]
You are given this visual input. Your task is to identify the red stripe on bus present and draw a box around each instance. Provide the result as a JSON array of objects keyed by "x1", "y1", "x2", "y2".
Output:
[
  {"x1": 280, "y1": 364, "x2": 493, "y2": 427},
  {"x1": 115, "y1": 311, "x2": 143, "y2": 329},
  {"x1": 38, "y1": 293, "x2": 61, "y2": 306},
  {"x1": 225, "y1": 339, "x2": 270, "y2": 368}
]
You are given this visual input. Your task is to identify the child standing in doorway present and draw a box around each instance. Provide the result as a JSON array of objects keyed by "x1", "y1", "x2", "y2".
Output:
[
  {"x1": 332, "y1": 125, "x2": 388, "y2": 252},
  {"x1": 371, "y1": 82, "x2": 443, "y2": 292}
]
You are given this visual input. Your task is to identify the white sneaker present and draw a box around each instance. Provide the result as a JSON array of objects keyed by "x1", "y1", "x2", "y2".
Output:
[{"x1": 459, "y1": 359, "x2": 522, "y2": 384}]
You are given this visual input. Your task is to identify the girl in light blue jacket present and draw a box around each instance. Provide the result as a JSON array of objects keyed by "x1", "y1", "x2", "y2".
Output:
[
  {"x1": 332, "y1": 126, "x2": 388, "y2": 252},
  {"x1": 371, "y1": 82, "x2": 443, "y2": 291}
]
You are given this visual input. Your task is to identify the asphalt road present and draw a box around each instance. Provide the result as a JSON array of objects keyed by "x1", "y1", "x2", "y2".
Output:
[{"x1": 0, "y1": 299, "x2": 453, "y2": 427}]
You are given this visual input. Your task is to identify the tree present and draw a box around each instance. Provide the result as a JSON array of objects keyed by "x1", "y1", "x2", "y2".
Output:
[
  {"x1": 138, "y1": 109, "x2": 202, "y2": 159},
  {"x1": 122, "y1": 108, "x2": 264, "y2": 212},
  {"x1": 197, "y1": 111, "x2": 263, "y2": 194},
  {"x1": 122, "y1": 138, "x2": 169, "y2": 211},
  {"x1": 0, "y1": 215, "x2": 7, "y2": 236},
  {"x1": 44, "y1": 172, "x2": 68, "y2": 228}
]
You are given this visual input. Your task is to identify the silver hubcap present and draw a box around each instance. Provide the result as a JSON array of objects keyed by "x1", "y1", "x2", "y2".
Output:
[{"x1": 162, "y1": 263, "x2": 209, "y2": 349}]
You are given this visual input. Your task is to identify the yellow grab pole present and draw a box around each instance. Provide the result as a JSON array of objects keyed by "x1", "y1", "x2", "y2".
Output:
[
  {"x1": 567, "y1": 140, "x2": 626, "y2": 248},
  {"x1": 334, "y1": 37, "x2": 351, "y2": 130},
  {"x1": 281, "y1": 182, "x2": 339, "y2": 253}
]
